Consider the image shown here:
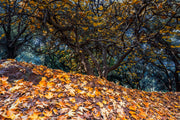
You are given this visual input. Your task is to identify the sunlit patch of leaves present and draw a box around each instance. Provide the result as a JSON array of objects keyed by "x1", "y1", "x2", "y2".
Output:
[{"x1": 0, "y1": 59, "x2": 179, "y2": 119}]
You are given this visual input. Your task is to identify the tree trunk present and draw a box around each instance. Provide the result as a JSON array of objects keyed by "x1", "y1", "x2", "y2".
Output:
[
  {"x1": 80, "y1": 53, "x2": 94, "y2": 76},
  {"x1": 175, "y1": 64, "x2": 180, "y2": 92},
  {"x1": 7, "y1": 46, "x2": 17, "y2": 59}
]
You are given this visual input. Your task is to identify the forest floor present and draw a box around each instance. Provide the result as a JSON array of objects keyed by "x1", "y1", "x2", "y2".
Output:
[{"x1": 0, "y1": 59, "x2": 179, "y2": 120}]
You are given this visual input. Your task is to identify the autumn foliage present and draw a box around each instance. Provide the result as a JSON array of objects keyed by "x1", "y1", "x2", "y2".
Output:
[
  {"x1": 0, "y1": 59, "x2": 179, "y2": 119},
  {"x1": 0, "y1": 0, "x2": 180, "y2": 91}
]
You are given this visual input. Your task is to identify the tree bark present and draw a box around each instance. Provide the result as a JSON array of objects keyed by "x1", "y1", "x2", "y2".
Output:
[
  {"x1": 80, "y1": 52, "x2": 94, "y2": 76},
  {"x1": 6, "y1": 46, "x2": 17, "y2": 59},
  {"x1": 175, "y1": 64, "x2": 180, "y2": 92}
]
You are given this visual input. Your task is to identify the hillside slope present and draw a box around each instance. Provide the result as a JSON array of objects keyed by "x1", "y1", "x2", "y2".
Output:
[{"x1": 0, "y1": 59, "x2": 179, "y2": 120}]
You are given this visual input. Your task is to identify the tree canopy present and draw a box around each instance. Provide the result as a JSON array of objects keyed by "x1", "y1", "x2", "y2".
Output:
[{"x1": 0, "y1": 0, "x2": 179, "y2": 91}]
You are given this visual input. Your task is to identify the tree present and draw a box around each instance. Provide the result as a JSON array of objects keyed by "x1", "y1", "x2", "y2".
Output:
[
  {"x1": 23, "y1": 0, "x2": 180, "y2": 90},
  {"x1": 2, "y1": 0, "x2": 179, "y2": 91},
  {"x1": 0, "y1": 0, "x2": 33, "y2": 59}
]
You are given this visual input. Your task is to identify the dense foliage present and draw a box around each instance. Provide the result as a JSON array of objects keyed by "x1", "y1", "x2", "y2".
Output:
[{"x1": 0, "y1": 0, "x2": 179, "y2": 91}]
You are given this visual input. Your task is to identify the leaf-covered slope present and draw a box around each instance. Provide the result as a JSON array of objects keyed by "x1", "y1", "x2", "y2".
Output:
[{"x1": 0, "y1": 59, "x2": 179, "y2": 120}]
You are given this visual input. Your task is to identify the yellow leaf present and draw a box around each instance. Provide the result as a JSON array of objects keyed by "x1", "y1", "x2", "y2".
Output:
[
  {"x1": 95, "y1": 111, "x2": 101, "y2": 118},
  {"x1": 58, "y1": 93, "x2": 64, "y2": 97},
  {"x1": 64, "y1": 4, "x2": 70, "y2": 8},
  {"x1": 29, "y1": 1, "x2": 35, "y2": 5},
  {"x1": 162, "y1": 56, "x2": 167, "y2": 59},
  {"x1": 69, "y1": 97, "x2": 76, "y2": 103},
  {"x1": 10, "y1": 85, "x2": 21, "y2": 92},
  {"x1": 98, "y1": 6, "x2": 103, "y2": 10},
  {"x1": 73, "y1": 0, "x2": 78, "y2": 2},
  {"x1": 47, "y1": 81, "x2": 55, "y2": 89},
  {"x1": 28, "y1": 112, "x2": 40, "y2": 119},
  {"x1": 0, "y1": 76, "x2": 9, "y2": 87},
  {"x1": 77, "y1": 89, "x2": 82, "y2": 93},
  {"x1": 49, "y1": 28, "x2": 54, "y2": 32},
  {"x1": 131, "y1": 114, "x2": 139, "y2": 119},
  {"x1": 73, "y1": 104, "x2": 79, "y2": 110},
  {"x1": 45, "y1": 92, "x2": 54, "y2": 99},
  {"x1": 175, "y1": 45, "x2": 180, "y2": 48},
  {"x1": 38, "y1": 6, "x2": 44, "y2": 9},
  {"x1": 171, "y1": 45, "x2": 175, "y2": 48},
  {"x1": 43, "y1": 30, "x2": 47, "y2": 35},
  {"x1": 79, "y1": 39, "x2": 83, "y2": 42},
  {"x1": 87, "y1": 16, "x2": 92, "y2": 20},
  {"x1": 39, "y1": 77, "x2": 47, "y2": 87},
  {"x1": 82, "y1": 27, "x2": 88, "y2": 31},
  {"x1": 94, "y1": 88, "x2": 101, "y2": 96},
  {"x1": 93, "y1": 16, "x2": 98, "y2": 21},
  {"x1": 139, "y1": 111, "x2": 147, "y2": 118},
  {"x1": 43, "y1": 110, "x2": 53, "y2": 117},
  {"x1": 102, "y1": 100, "x2": 107, "y2": 104},
  {"x1": 93, "y1": 23, "x2": 98, "y2": 27},
  {"x1": 67, "y1": 110, "x2": 75, "y2": 117},
  {"x1": 96, "y1": 102, "x2": 103, "y2": 107},
  {"x1": 97, "y1": 22, "x2": 102, "y2": 26},
  {"x1": 9, "y1": 113, "x2": 17, "y2": 119},
  {"x1": 1, "y1": 34, "x2": 5, "y2": 37},
  {"x1": 87, "y1": 92, "x2": 95, "y2": 97},
  {"x1": 79, "y1": 106, "x2": 88, "y2": 112},
  {"x1": 6, "y1": 110, "x2": 18, "y2": 119},
  {"x1": 117, "y1": 17, "x2": 122, "y2": 21},
  {"x1": 174, "y1": 105, "x2": 180, "y2": 108},
  {"x1": 98, "y1": 29, "x2": 103, "y2": 32},
  {"x1": 161, "y1": 16, "x2": 168, "y2": 19},
  {"x1": 129, "y1": 105, "x2": 137, "y2": 111},
  {"x1": 129, "y1": 111, "x2": 136, "y2": 115}
]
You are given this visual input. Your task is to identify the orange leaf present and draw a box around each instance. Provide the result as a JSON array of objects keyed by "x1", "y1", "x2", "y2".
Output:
[
  {"x1": 94, "y1": 88, "x2": 101, "y2": 96},
  {"x1": 131, "y1": 114, "x2": 139, "y2": 119},
  {"x1": 58, "y1": 100, "x2": 66, "y2": 107},
  {"x1": 117, "y1": 97, "x2": 121, "y2": 101},
  {"x1": 73, "y1": 104, "x2": 79, "y2": 110},
  {"x1": 60, "y1": 108, "x2": 69, "y2": 114},
  {"x1": 53, "y1": 109, "x2": 58, "y2": 115},
  {"x1": 143, "y1": 102, "x2": 149, "y2": 108},
  {"x1": 109, "y1": 95, "x2": 114, "y2": 99},
  {"x1": 129, "y1": 105, "x2": 137, "y2": 111},
  {"x1": 129, "y1": 111, "x2": 136, "y2": 115},
  {"x1": 94, "y1": 111, "x2": 101, "y2": 118},
  {"x1": 102, "y1": 100, "x2": 107, "y2": 104},
  {"x1": 69, "y1": 97, "x2": 76, "y2": 103},
  {"x1": 0, "y1": 76, "x2": 9, "y2": 87},
  {"x1": 139, "y1": 111, "x2": 147, "y2": 118},
  {"x1": 43, "y1": 110, "x2": 52, "y2": 117},
  {"x1": 39, "y1": 77, "x2": 47, "y2": 87},
  {"x1": 96, "y1": 102, "x2": 103, "y2": 108},
  {"x1": 108, "y1": 105, "x2": 113, "y2": 110},
  {"x1": 47, "y1": 81, "x2": 55, "y2": 89},
  {"x1": 45, "y1": 92, "x2": 54, "y2": 99},
  {"x1": 28, "y1": 112, "x2": 40, "y2": 119},
  {"x1": 127, "y1": 98, "x2": 131, "y2": 102},
  {"x1": 58, "y1": 93, "x2": 65, "y2": 97},
  {"x1": 84, "y1": 100, "x2": 91, "y2": 105}
]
